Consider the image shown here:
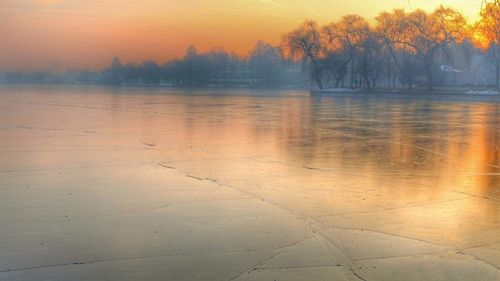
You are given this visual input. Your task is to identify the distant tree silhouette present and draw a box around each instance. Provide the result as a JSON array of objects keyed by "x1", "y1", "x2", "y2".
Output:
[
  {"x1": 249, "y1": 41, "x2": 283, "y2": 86},
  {"x1": 142, "y1": 61, "x2": 161, "y2": 85},
  {"x1": 108, "y1": 57, "x2": 124, "y2": 85}
]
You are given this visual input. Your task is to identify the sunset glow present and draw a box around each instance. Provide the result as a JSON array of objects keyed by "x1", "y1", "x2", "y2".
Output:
[{"x1": 0, "y1": 0, "x2": 484, "y2": 70}]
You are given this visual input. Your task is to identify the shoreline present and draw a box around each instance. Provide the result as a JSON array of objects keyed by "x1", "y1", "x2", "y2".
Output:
[
  {"x1": 2, "y1": 83, "x2": 500, "y2": 102},
  {"x1": 0, "y1": 82, "x2": 310, "y2": 91},
  {"x1": 311, "y1": 88, "x2": 500, "y2": 102}
]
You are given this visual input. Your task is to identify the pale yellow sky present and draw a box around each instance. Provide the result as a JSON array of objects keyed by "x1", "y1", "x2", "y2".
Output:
[{"x1": 0, "y1": 0, "x2": 484, "y2": 70}]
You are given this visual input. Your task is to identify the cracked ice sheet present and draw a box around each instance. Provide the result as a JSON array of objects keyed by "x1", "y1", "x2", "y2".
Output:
[
  {"x1": 318, "y1": 197, "x2": 500, "y2": 249},
  {"x1": 165, "y1": 158, "x2": 472, "y2": 217},
  {"x1": 0, "y1": 166, "x2": 254, "y2": 224},
  {"x1": 0, "y1": 251, "x2": 276, "y2": 281},
  {"x1": 233, "y1": 267, "x2": 352, "y2": 281},
  {"x1": 0, "y1": 167, "x2": 310, "y2": 278},
  {"x1": 464, "y1": 243, "x2": 500, "y2": 268},
  {"x1": 352, "y1": 253, "x2": 500, "y2": 281},
  {"x1": 1, "y1": 86, "x2": 500, "y2": 280}
]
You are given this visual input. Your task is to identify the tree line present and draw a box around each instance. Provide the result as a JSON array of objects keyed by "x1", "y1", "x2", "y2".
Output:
[
  {"x1": 0, "y1": 41, "x2": 308, "y2": 88},
  {"x1": 1, "y1": 1, "x2": 498, "y2": 91},
  {"x1": 283, "y1": 1, "x2": 499, "y2": 90},
  {"x1": 101, "y1": 41, "x2": 311, "y2": 87}
]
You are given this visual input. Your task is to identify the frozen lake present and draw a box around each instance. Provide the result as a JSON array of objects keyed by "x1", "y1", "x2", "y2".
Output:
[{"x1": 0, "y1": 85, "x2": 499, "y2": 281}]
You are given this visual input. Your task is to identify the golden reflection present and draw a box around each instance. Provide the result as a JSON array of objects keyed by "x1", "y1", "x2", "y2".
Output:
[{"x1": 2, "y1": 87, "x2": 498, "y2": 247}]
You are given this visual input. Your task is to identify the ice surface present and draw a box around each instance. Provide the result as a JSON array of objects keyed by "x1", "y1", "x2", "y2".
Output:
[{"x1": 0, "y1": 85, "x2": 499, "y2": 280}]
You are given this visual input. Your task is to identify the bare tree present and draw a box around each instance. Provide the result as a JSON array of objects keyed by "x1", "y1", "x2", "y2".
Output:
[
  {"x1": 376, "y1": 9, "x2": 418, "y2": 88},
  {"x1": 403, "y1": 7, "x2": 465, "y2": 89},
  {"x1": 376, "y1": 7, "x2": 466, "y2": 90},
  {"x1": 474, "y1": 0, "x2": 500, "y2": 91},
  {"x1": 322, "y1": 15, "x2": 369, "y2": 88},
  {"x1": 357, "y1": 31, "x2": 386, "y2": 88},
  {"x1": 283, "y1": 20, "x2": 324, "y2": 89}
]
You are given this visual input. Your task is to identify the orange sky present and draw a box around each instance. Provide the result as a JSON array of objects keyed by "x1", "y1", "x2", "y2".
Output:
[{"x1": 0, "y1": 0, "x2": 484, "y2": 71}]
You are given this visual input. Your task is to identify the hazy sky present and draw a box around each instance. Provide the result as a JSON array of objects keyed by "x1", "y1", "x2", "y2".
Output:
[{"x1": 0, "y1": 0, "x2": 484, "y2": 70}]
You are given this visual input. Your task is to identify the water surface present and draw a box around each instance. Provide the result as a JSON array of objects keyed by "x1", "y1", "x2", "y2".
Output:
[{"x1": 1, "y1": 85, "x2": 499, "y2": 280}]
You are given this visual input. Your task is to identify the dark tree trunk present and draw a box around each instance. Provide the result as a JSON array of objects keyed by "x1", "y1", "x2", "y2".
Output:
[
  {"x1": 313, "y1": 68, "x2": 324, "y2": 89},
  {"x1": 310, "y1": 58, "x2": 324, "y2": 89},
  {"x1": 425, "y1": 51, "x2": 436, "y2": 91},
  {"x1": 425, "y1": 62, "x2": 433, "y2": 91},
  {"x1": 496, "y1": 63, "x2": 499, "y2": 92},
  {"x1": 335, "y1": 78, "x2": 341, "y2": 88},
  {"x1": 364, "y1": 73, "x2": 370, "y2": 89},
  {"x1": 387, "y1": 54, "x2": 391, "y2": 88}
]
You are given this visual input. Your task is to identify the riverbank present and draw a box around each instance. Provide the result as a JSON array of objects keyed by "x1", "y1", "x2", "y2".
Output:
[{"x1": 311, "y1": 88, "x2": 500, "y2": 101}]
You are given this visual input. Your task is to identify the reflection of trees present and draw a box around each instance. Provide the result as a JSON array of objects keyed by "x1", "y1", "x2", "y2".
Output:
[
  {"x1": 473, "y1": 102, "x2": 500, "y2": 194},
  {"x1": 275, "y1": 97, "x2": 500, "y2": 197},
  {"x1": 169, "y1": 91, "x2": 499, "y2": 198}
]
